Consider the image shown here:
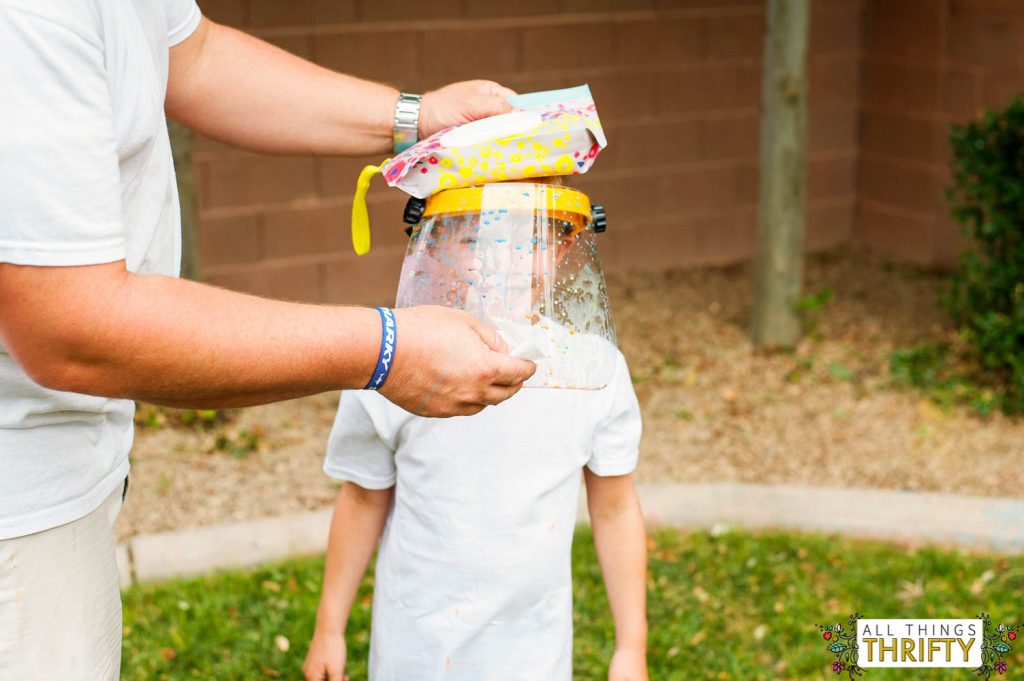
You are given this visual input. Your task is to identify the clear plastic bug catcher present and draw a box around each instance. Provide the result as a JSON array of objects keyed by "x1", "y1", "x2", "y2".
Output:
[{"x1": 351, "y1": 86, "x2": 618, "y2": 389}]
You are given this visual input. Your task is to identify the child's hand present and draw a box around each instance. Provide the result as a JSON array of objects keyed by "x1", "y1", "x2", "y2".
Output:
[
  {"x1": 608, "y1": 647, "x2": 648, "y2": 681},
  {"x1": 303, "y1": 629, "x2": 348, "y2": 681}
]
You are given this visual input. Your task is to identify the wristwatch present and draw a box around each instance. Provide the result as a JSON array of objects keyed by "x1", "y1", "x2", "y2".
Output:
[{"x1": 393, "y1": 92, "x2": 422, "y2": 154}]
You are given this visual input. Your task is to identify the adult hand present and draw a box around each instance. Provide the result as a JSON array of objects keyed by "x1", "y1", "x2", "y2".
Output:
[
  {"x1": 303, "y1": 629, "x2": 348, "y2": 681},
  {"x1": 418, "y1": 80, "x2": 517, "y2": 138},
  {"x1": 380, "y1": 306, "x2": 535, "y2": 417}
]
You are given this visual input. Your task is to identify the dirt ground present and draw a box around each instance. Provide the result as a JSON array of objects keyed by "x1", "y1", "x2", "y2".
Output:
[{"x1": 116, "y1": 248, "x2": 1024, "y2": 540}]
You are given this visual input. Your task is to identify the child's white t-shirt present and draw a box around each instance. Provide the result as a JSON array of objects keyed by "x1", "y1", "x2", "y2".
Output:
[{"x1": 324, "y1": 349, "x2": 641, "y2": 681}]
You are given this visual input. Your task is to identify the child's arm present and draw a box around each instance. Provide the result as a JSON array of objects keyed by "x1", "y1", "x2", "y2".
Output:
[
  {"x1": 304, "y1": 482, "x2": 394, "y2": 681},
  {"x1": 585, "y1": 469, "x2": 649, "y2": 681}
]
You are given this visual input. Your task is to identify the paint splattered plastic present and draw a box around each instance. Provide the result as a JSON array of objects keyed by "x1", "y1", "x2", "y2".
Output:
[{"x1": 396, "y1": 182, "x2": 617, "y2": 390}]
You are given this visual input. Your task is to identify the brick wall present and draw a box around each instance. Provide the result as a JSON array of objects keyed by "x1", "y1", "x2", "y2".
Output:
[
  {"x1": 192, "y1": 1, "x2": 1024, "y2": 302},
  {"x1": 192, "y1": 0, "x2": 861, "y2": 304},
  {"x1": 857, "y1": 0, "x2": 1024, "y2": 268}
]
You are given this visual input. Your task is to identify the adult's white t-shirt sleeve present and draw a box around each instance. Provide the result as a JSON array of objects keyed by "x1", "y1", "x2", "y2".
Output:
[
  {"x1": 323, "y1": 392, "x2": 399, "y2": 490},
  {"x1": 586, "y1": 352, "x2": 642, "y2": 477},
  {"x1": 166, "y1": 0, "x2": 201, "y2": 46},
  {"x1": 0, "y1": 7, "x2": 126, "y2": 266}
]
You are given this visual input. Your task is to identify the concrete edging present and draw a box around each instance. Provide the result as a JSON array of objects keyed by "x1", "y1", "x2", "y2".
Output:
[{"x1": 117, "y1": 482, "x2": 1024, "y2": 588}]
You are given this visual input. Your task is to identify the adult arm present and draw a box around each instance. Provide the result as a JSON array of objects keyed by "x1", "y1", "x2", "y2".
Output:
[
  {"x1": 304, "y1": 483, "x2": 394, "y2": 681},
  {"x1": 585, "y1": 470, "x2": 649, "y2": 681},
  {"x1": 0, "y1": 261, "x2": 531, "y2": 413},
  {"x1": 165, "y1": 16, "x2": 516, "y2": 155},
  {"x1": 0, "y1": 6, "x2": 533, "y2": 416}
]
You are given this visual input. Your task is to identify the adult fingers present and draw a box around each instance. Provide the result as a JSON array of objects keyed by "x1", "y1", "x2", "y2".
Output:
[
  {"x1": 485, "y1": 80, "x2": 517, "y2": 99},
  {"x1": 472, "y1": 94, "x2": 513, "y2": 117},
  {"x1": 469, "y1": 81, "x2": 514, "y2": 117},
  {"x1": 489, "y1": 353, "x2": 536, "y2": 387},
  {"x1": 479, "y1": 381, "x2": 523, "y2": 406},
  {"x1": 470, "y1": 317, "x2": 509, "y2": 353}
]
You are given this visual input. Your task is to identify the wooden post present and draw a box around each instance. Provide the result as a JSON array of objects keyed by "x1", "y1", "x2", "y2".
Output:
[
  {"x1": 169, "y1": 121, "x2": 200, "y2": 281},
  {"x1": 751, "y1": 0, "x2": 810, "y2": 349}
]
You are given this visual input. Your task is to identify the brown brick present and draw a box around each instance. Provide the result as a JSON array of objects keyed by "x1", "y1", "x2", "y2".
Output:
[
  {"x1": 365, "y1": 194, "x2": 417, "y2": 251},
  {"x1": 360, "y1": 0, "x2": 460, "y2": 21},
  {"x1": 199, "y1": 0, "x2": 246, "y2": 26},
  {"x1": 265, "y1": 35, "x2": 313, "y2": 60},
  {"x1": 500, "y1": 73, "x2": 573, "y2": 98},
  {"x1": 860, "y1": 59, "x2": 940, "y2": 111},
  {"x1": 807, "y1": 155, "x2": 856, "y2": 200},
  {"x1": 248, "y1": 0, "x2": 356, "y2": 27},
  {"x1": 857, "y1": 203, "x2": 935, "y2": 265},
  {"x1": 947, "y1": 13, "x2": 1024, "y2": 69},
  {"x1": 571, "y1": 174, "x2": 662, "y2": 223},
  {"x1": 864, "y1": 0, "x2": 943, "y2": 60},
  {"x1": 657, "y1": 164, "x2": 741, "y2": 215},
  {"x1": 860, "y1": 110, "x2": 947, "y2": 164},
  {"x1": 588, "y1": 70, "x2": 661, "y2": 120},
  {"x1": 694, "y1": 211, "x2": 756, "y2": 264},
  {"x1": 463, "y1": 0, "x2": 562, "y2": 17},
  {"x1": 952, "y1": 0, "x2": 1024, "y2": 15},
  {"x1": 980, "y1": 67, "x2": 1024, "y2": 110},
  {"x1": 565, "y1": 0, "x2": 656, "y2": 10},
  {"x1": 314, "y1": 30, "x2": 418, "y2": 82},
  {"x1": 418, "y1": 27, "x2": 522, "y2": 80},
  {"x1": 808, "y1": 104, "x2": 858, "y2": 152},
  {"x1": 207, "y1": 263, "x2": 322, "y2": 302},
  {"x1": 615, "y1": 118, "x2": 701, "y2": 168},
  {"x1": 737, "y1": 161, "x2": 759, "y2": 205},
  {"x1": 657, "y1": 0, "x2": 759, "y2": 8},
  {"x1": 612, "y1": 219, "x2": 702, "y2": 272},
  {"x1": 806, "y1": 199, "x2": 855, "y2": 250},
  {"x1": 703, "y1": 12, "x2": 764, "y2": 60},
  {"x1": 809, "y1": 55, "x2": 861, "y2": 105},
  {"x1": 810, "y1": 2, "x2": 863, "y2": 55},
  {"x1": 201, "y1": 156, "x2": 318, "y2": 210},
  {"x1": 658, "y1": 64, "x2": 761, "y2": 114},
  {"x1": 944, "y1": 69, "x2": 980, "y2": 120},
  {"x1": 700, "y1": 114, "x2": 760, "y2": 161},
  {"x1": 612, "y1": 17, "x2": 703, "y2": 67},
  {"x1": 322, "y1": 249, "x2": 406, "y2": 306},
  {"x1": 197, "y1": 215, "x2": 263, "y2": 269},
  {"x1": 263, "y1": 206, "x2": 348, "y2": 259},
  {"x1": 931, "y1": 211, "x2": 970, "y2": 271},
  {"x1": 522, "y1": 23, "x2": 614, "y2": 72},
  {"x1": 860, "y1": 158, "x2": 945, "y2": 216},
  {"x1": 316, "y1": 155, "x2": 386, "y2": 199}
]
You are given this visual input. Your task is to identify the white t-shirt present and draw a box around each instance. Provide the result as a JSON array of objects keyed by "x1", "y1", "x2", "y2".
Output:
[
  {"x1": 0, "y1": 0, "x2": 200, "y2": 540},
  {"x1": 324, "y1": 350, "x2": 642, "y2": 681}
]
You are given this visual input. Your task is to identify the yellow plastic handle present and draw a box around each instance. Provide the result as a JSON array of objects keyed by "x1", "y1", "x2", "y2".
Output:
[{"x1": 351, "y1": 160, "x2": 389, "y2": 255}]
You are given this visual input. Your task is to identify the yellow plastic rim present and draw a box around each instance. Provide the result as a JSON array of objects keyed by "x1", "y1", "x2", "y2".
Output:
[{"x1": 422, "y1": 183, "x2": 592, "y2": 219}]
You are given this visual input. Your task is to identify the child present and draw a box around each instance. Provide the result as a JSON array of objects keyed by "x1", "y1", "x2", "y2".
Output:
[{"x1": 303, "y1": 184, "x2": 647, "y2": 681}]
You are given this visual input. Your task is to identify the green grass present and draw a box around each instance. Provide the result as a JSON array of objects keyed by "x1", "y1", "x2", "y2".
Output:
[{"x1": 122, "y1": 527, "x2": 1024, "y2": 680}]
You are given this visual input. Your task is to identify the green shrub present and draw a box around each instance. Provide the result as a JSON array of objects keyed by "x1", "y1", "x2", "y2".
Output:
[{"x1": 946, "y1": 96, "x2": 1024, "y2": 414}]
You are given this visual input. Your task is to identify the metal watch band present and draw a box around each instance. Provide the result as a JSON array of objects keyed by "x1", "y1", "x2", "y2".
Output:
[{"x1": 393, "y1": 92, "x2": 422, "y2": 154}]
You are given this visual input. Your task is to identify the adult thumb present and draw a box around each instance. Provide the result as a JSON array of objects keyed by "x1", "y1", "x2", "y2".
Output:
[
  {"x1": 489, "y1": 352, "x2": 537, "y2": 387},
  {"x1": 471, "y1": 81, "x2": 516, "y2": 117},
  {"x1": 470, "y1": 317, "x2": 510, "y2": 353}
]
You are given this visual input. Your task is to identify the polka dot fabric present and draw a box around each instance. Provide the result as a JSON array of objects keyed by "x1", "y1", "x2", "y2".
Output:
[{"x1": 381, "y1": 87, "x2": 607, "y2": 200}]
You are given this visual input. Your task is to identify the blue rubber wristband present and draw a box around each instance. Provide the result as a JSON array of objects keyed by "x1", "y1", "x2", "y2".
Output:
[{"x1": 364, "y1": 307, "x2": 397, "y2": 390}]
